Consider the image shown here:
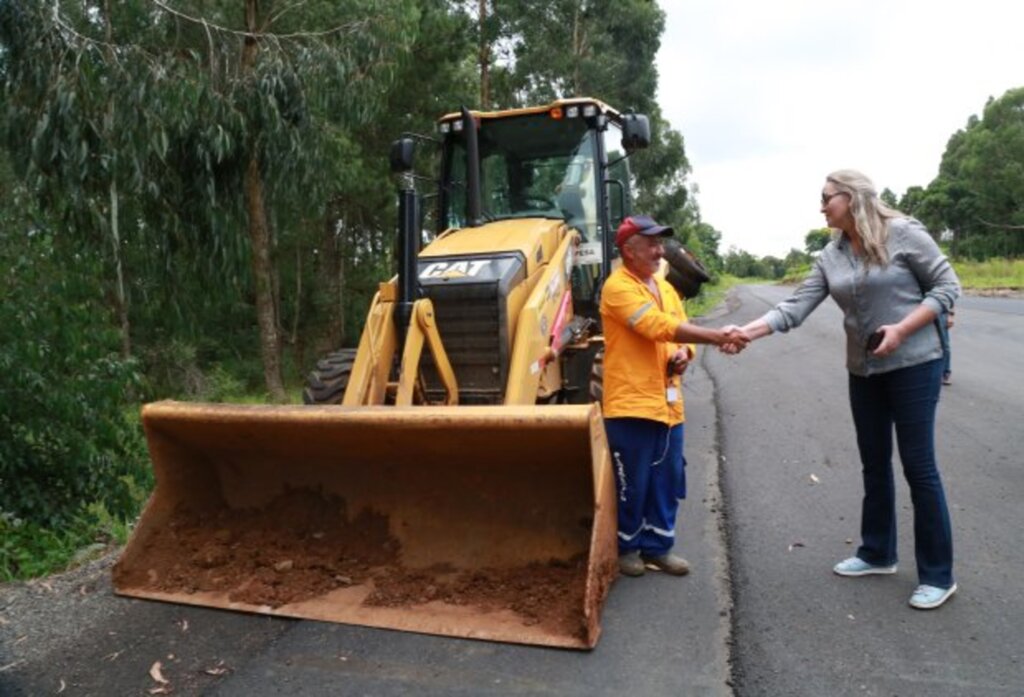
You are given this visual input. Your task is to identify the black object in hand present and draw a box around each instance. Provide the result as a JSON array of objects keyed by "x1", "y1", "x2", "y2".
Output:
[{"x1": 866, "y1": 331, "x2": 884, "y2": 351}]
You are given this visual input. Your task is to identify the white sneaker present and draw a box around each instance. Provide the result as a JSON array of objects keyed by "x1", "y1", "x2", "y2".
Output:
[
  {"x1": 909, "y1": 583, "x2": 958, "y2": 609},
  {"x1": 833, "y1": 557, "x2": 897, "y2": 577}
]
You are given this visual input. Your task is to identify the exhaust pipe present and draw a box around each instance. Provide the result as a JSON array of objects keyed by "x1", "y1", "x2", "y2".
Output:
[{"x1": 462, "y1": 106, "x2": 483, "y2": 228}]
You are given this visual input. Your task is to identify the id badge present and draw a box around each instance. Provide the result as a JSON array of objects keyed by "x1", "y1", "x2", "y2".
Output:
[{"x1": 666, "y1": 386, "x2": 680, "y2": 403}]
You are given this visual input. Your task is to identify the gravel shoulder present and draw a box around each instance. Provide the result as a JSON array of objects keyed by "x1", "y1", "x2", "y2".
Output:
[
  {"x1": 1, "y1": 548, "x2": 124, "y2": 675},
  {"x1": 1, "y1": 547, "x2": 293, "y2": 695}
]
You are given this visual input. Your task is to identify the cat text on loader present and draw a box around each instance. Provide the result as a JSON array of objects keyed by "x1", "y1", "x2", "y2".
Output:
[{"x1": 113, "y1": 99, "x2": 710, "y2": 650}]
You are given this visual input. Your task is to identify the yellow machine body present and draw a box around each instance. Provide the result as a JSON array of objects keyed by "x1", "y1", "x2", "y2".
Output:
[{"x1": 112, "y1": 98, "x2": 665, "y2": 649}]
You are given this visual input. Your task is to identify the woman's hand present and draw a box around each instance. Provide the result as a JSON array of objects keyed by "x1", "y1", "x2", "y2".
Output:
[{"x1": 870, "y1": 324, "x2": 905, "y2": 356}]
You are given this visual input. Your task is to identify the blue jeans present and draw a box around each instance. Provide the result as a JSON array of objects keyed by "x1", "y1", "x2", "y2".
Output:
[
  {"x1": 604, "y1": 418, "x2": 685, "y2": 557},
  {"x1": 848, "y1": 358, "x2": 953, "y2": 588}
]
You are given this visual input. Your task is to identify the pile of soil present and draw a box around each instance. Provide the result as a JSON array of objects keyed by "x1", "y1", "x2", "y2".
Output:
[
  {"x1": 364, "y1": 556, "x2": 590, "y2": 634},
  {"x1": 114, "y1": 489, "x2": 398, "y2": 608},
  {"x1": 113, "y1": 488, "x2": 590, "y2": 638}
]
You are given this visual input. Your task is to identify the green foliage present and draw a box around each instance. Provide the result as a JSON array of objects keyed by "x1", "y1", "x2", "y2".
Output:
[
  {"x1": 0, "y1": 477, "x2": 148, "y2": 580},
  {"x1": 724, "y1": 248, "x2": 778, "y2": 279},
  {"x1": 0, "y1": 514, "x2": 95, "y2": 581},
  {"x1": 0, "y1": 160, "x2": 148, "y2": 531},
  {"x1": 805, "y1": 228, "x2": 832, "y2": 254},
  {"x1": 1, "y1": 0, "x2": 423, "y2": 399},
  {"x1": 914, "y1": 86, "x2": 1024, "y2": 259},
  {"x1": 779, "y1": 263, "x2": 813, "y2": 285}
]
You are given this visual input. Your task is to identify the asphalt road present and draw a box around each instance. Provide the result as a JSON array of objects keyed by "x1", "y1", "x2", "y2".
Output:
[{"x1": 705, "y1": 285, "x2": 1024, "y2": 696}]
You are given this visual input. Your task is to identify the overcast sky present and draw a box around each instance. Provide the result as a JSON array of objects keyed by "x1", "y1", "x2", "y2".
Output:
[{"x1": 656, "y1": 0, "x2": 1024, "y2": 258}]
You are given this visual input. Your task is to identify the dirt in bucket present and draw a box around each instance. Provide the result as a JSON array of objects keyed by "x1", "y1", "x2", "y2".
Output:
[{"x1": 113, "y1": 488, "x2": 592, "y2": 638}]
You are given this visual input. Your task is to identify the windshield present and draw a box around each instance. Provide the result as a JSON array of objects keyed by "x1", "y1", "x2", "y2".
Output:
[{"x1": 443, "y1": 113, "x2": 600, "y2": 240}]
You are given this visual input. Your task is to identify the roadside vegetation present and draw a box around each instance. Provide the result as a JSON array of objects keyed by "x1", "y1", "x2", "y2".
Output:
[{"x1": 1, "y1": 2, "x2": 1020, "y2": 580}]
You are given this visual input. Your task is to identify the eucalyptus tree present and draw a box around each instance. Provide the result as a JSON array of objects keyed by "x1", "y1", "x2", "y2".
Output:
[
  {"x1": 921, "y1": 86, "x2": 1024, "y2": 259},
  {"x1": 486, "y1": 0, "x2": 705, "y2": 257},
  {"x1": 290, "y1": 0, "x2": 476, "y2": 362},
  {"x1": 1, "y1": 0, "x2": 419, "y2": 401}
]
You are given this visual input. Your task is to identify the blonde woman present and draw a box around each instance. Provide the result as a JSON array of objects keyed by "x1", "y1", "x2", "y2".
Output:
[{"x1": 730, "y1": 169, "x2": 961, "y2": 609}]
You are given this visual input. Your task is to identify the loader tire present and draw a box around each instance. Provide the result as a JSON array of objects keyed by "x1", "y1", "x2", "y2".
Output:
[
  {"x1": 588, "y1": 349, "x2": 604, "y2": 403},
  {"x1": 303, "y1": 348, "x2": 357, "y2": 405}
]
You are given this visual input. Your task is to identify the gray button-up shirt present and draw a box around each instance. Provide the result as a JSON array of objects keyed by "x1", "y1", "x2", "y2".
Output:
[{"x1": 761, "y1": 217, "x2": 961, "y2": 376}]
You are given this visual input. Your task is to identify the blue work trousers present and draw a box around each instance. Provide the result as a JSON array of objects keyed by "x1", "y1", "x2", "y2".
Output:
[
  {"x1": 848, "y1": 358, "x2": 954, "y2": 588},
  {"x1": 604, "y1": 418, "x2": 685, "y2": 557}
]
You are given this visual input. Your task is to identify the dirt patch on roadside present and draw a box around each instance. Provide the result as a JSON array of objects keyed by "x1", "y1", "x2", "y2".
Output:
[{"x1": 112, "y1": 488, "x2": 592, "y2": 639}]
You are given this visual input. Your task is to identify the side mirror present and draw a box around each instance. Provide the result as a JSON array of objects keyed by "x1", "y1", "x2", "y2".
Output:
[
  {"x1": 389, "y1": 137, "x2": 416, "y2": 173},
  {"x1": 621, "y1": 114, "x2": 651, "y2": 152}
]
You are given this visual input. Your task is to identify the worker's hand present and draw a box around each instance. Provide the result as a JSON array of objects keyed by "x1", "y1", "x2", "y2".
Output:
[
  {"x1": 668, "y1": 347, "x2": 693, "y2": 375},
  {"x1": 718, "y1": 325, "x2": 750, "y2": 354}
]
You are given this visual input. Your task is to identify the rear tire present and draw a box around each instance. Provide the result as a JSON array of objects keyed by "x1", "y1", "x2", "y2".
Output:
[{"x1": 303, "y1": 348, "x2": 357, "y2": 405}]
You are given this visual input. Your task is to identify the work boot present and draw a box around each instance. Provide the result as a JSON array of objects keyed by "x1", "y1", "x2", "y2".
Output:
[
  {"x1": 641, "y1": 552, "x2": 690, "y2": 576},
  {"x1": 618, "y1": 551, "x2": 645, "y2": 577}
]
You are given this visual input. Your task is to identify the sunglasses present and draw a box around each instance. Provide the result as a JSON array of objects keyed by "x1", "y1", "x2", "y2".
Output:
[{"x1": 821, "y1": 191, "x2": 848, "y2": 206}]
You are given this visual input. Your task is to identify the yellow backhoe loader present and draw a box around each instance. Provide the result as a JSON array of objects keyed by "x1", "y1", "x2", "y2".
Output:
[{"x1": 113, "y1": 99, "x2": 710, "y2": 649}]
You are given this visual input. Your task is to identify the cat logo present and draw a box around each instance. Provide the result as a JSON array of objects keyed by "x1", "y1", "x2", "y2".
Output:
[{"x1": 419, "y1": 260, "x2": 490, "y2": 279}]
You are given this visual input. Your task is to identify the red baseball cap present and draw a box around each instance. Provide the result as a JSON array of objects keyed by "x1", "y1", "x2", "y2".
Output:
[{"x1": 615, "y1": 215, "x2": 674, "y2": 248}]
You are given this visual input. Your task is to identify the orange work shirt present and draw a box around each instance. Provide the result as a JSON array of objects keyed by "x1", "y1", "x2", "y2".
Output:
[{"x1": 599, "y1": 266, "x2": 694, "y2": 425}]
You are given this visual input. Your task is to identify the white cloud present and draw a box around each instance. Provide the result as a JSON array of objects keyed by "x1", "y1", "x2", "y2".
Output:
[{"x1": 657, "y1": 0, "x2": 1024, "y2": 257}]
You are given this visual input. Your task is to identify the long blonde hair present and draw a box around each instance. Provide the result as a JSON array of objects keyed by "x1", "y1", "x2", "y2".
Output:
[{"x1": 826, "y1": 169, "x2": 904, "y2": 266}]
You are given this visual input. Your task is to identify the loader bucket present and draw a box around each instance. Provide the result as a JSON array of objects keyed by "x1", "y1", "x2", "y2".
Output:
[{"x1": 113, "y1": 401, "x2": 618, "y2": 649}]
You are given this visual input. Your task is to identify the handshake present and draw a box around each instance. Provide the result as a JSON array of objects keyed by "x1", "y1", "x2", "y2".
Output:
[{"x1": 715, "y1": 324, "x2": 751, "y2": 355}]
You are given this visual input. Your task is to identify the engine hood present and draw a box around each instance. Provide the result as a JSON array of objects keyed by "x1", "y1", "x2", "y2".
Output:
[{"x1": 420, "y1": 218, "x2": 567, "y2": 279}]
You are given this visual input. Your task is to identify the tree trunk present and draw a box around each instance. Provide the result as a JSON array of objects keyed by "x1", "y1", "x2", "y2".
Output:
[
  {"x1": 243, "y1": 0, "x2": 286, "y2": 402},
  {"x1": 319, "y1": 208, "x2": 345, "y2": 352},
  {"x1": 572, "y1": 5, "x2": 581, "y2": 95},
  {"x1": 245, "y1": 155, "x2": 287, "y2": 402},
  {"x1": 109, "y1": 179, "x2": 132, "y2": 358},
  {"x1": 479, "y1": 0, "x2": 490, "y2": 107},
  {"x1": 103, "y1": 1, "x2": 131, "y2": 358}
]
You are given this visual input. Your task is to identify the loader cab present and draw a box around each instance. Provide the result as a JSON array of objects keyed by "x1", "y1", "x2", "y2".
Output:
[{"x1": 436, "y1": 100, "x2": 647, "y2": 319}]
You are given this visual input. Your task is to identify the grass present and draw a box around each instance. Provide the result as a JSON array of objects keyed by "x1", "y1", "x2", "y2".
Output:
[
  {"x1": 686, "y1": 274, "x2": 773, "y2": 318},
  {"x1": 717, "y1": 257, "x2": 1024, "y2": 301},
  {"x1": 950, "y1": 258, "x2": 1024, "y2": 290}
]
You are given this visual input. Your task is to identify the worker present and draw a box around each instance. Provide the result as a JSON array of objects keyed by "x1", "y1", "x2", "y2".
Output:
[{"x1": 600, "y1": 215, "x2": 747, "y2": 577}]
